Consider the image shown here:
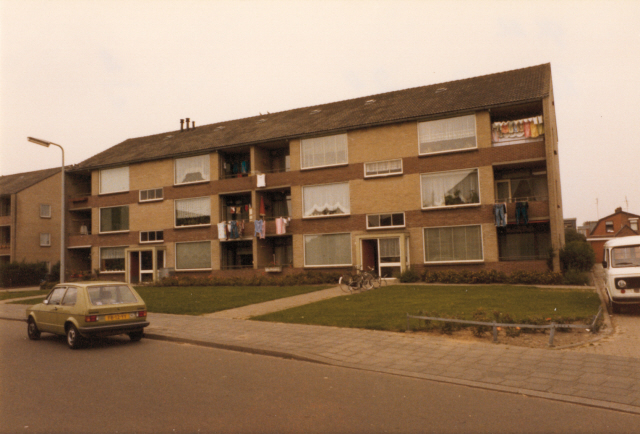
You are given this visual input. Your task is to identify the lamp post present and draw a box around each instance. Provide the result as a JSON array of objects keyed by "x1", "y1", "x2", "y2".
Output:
[{"x1": 27, "y1": 137, "x2": 65, "y2": 283}]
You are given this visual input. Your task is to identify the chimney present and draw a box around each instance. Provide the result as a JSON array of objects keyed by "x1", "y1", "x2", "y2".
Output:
[
  {"x1": 192, "y1": 121, "x2": 195, "y2": 129},
  {"x1": 186, "y1": 118, "x2": 190, "y2": 130},
  {"x1": 615, "y1": 207, "x2": 623, "y2": 213},
  {"x1": 180, "y1": 119, "x2": 184, "y2": 131}
]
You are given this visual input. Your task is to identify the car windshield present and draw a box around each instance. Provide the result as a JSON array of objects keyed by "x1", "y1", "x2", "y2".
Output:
[
  {"x1": 87, "y1": 285, "x2": 139, "y2": 306},
  {"x1": 612, "y1": 245, "x2": 640, "y2": 268}
]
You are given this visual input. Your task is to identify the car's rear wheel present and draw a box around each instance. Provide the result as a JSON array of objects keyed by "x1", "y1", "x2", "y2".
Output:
[
  {"x1": 129, "y1": 331, "x2": 144, "y2": 342},
  {"x1": 27, "y1": 318, "x2": 40, "y2": 340},
  {"x1": 66, "y1": 324, "x2": 84, "y2": 350}
]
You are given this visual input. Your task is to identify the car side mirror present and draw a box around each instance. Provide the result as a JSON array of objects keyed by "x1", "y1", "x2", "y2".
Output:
[
  {"x1": 43, "y1": 300, "x2": 49, "y2": 305},
  {"x1": 602, "y1": 261, "x2": 608, "y2": 269}
]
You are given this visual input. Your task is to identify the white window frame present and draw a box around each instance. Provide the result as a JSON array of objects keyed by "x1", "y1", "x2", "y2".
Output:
[
  {"x1": 99, "y1": 205, "x2": 130, "y2": 234},
  {"x1": 422, "y1": 224, "x2": 484, "y2": 264},
  {"x1": 175, "y1": 241, "x2": 212, "y2": 271},
  {"x1": 300, "y1": 133, "x2": 349, "y2": 170},
  {"x1": 40, "y1": 204, "x2": 52, "y2": 218},
  {"x1": 99, "y1": 246, "x2": 127, "y2": 273},
  {"x1": 303, "y1": 232, "x2": 352, "y2": 268},
  {"x1": 139, "y1": 188, "x2": 164, "y2": 203},
  {"x1": 139, "y1": 230, "x2": 164, "y2": 244},
  {"x1": 420, "y1": 168, "x2": 481, "y2": 210},
  {"x1": 174, "y1": 155, "x2": 210, "y2": 186},
  {"x1": 364, "y1": 159, "x2": 403, "y2": 178},
  {"x1": 418, "y1": 114, "x2": 477, "y2": 156},
  {"x1": 40, "y1": 233, "x2": 51, "y2": 247},
  {"x1": 366, "y1": 212, "x2": 405, "y2": 230},
  {"x1": 174, "y1": 196, "x2": 212, "y2": 228},
  {"x1": 99, "y1": 166, "x2": 130, "y2": 195},
  {"x1": 630, "y1": 219, "x2": 639, "y2": 232},
  {"x1": 302, "y1": 182, "x2": 350, "y2": 219}
]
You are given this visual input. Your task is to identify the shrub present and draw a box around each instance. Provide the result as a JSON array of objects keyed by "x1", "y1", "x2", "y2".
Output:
[
  {"x1": 563, "y1": 269, "x2": 590, "y2": 286},
  {"x1": 150, "y1": 271, "x2": 342, "y2": 287},
  {"x1": 560, "y1": 241, "x2": 596, "y2": 272},
  {"x1": 0, "y1": 261, "x2": 48, "y2": 287},
  {"x1": 565, "y1": 228, "x2": 587, "y2": 244},
  {"x1": 398, "y1": 268, "x2": 421, "y2": 283},
  {"x1": 471, "y1": 308, "x2": 491, "y2": 337}
]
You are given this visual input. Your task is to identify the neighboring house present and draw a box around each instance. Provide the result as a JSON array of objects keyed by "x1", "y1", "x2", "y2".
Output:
[
  {"x1": 62, "y1": 63, "x2": 564, "y2": 284},
  {"x1": 0, "y1": 167, "x2": 62, "y2": 272},
  {"x1": 564, "y1": 218, "x2": 577, "y2": 231},
  {"x1": 587, "y1": 207, "x2": 640, "y2": 263},
  {"x1": 578, "y1": 221, "x2": 597, "y2": 238}
]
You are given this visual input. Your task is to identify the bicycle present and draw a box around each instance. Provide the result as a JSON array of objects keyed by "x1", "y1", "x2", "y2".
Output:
[
  {"x1": 339, "y1": 266, "x2": 374, "y2": 293},
  {"x1": 367, "y1": 266, "x2": 388, "y2": 289}
]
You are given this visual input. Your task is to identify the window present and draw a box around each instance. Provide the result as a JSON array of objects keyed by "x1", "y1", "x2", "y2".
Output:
[
  {"x1": 423, "y1": 225, "x2": 483, "y2": 262},
  {"x1": 61, "y1": 287, "x2": 77, "y2": 306},
  {"x1": 612, "y1": 245, "x2": 640, "y2": 268},
  {"x1": 40, "y1": 204, "x2": 51, "y2": 218},
  {"x1": 140, "y1": 188, "x2": 163, "y2": 202},
  {"x1": 606, "y1": 221, "x2": 614, "y2": 233},
  {"x1": 494, "y1": 177, "x2": 548, "y2": 202},
  {"x1": 175, "y1": 197, "x2": 211, "y2": 227},
  {"x1": 175, "y1": 155, "x2": 210, "y2": 185},
  {"x1": 40, "y1": 233, "x2": 51, "y2": 246},
  {"x1": 176, "y1": 241, "x2": 211, "y2": 270},
  {"x1": 498, "y1": 223, "x2": 551, "y2": 261},
  {"x1": 304, "y1": 233, "x2": 351, "y2": 266},
  {"x1": 419, "y1": 114, "x2": 476, "y2": 155},
  {"x1": 302, "y1": 183, "x2": 350, "y2": 217},
  {"x1": 46, "y1": 287, "x2": 66, "y2": 306},
  {"x1": 0, "y1": 197, "x2": 10, "y2": 217},
  {"x1": 421, "y1": 169, "x2": 479, "y2": 209},
  {"x1": 100, "y1": 247, "x2": 126, "y2": 272},
  {"x1": 364, "y1": 159, "x2": 402, "y2": 178},
  {"x1": 301, "y1": 134, "x2": 348, "y2": 169},
  {"x1": 140, "y1": 230, "x2": 164, "y2": 243},
  {"x1": 99, "y1": 166, "x2": 129, "y2": 194},
  {"x1": 367, "y1": 212, "x2": 405, "y2": 229},
  {"x1": 88, "y1": 285, "x2": 138, "y2": 305},
  {"x1": 631, "y1": 219, "x2": 639, "y2": 231},
  {"x1": 100, "y1": 206, "x2": 129, "y2": 233}
]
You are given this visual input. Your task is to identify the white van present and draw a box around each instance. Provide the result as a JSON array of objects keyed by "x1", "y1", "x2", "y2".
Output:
[{"x1": 602, "y1": 235, "x2": 640, "y2": 313}]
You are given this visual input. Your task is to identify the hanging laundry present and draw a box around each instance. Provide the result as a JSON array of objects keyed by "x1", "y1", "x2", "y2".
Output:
[
  {"x1": 260, "y1": 219, "x2": 266, "y2": 239},
  {"x1": 523, "y1": 121, "x2": 531, "y2": 138},
  {"x1": 238, "y1": 220, "x2": 245, "y2": 238},
  {"x1": 241, "y1": 161, "x2": 248, "y2": 174},
  {"x1": 515, "y1": 202, "x2": 529, "y2": 225},
  {"x1": 494, "y1": 203, "x2": 507, "y2": 227},
  {"x1": 257, "y1": 173, "x2": 266, "y2": 188},
  {"x1": 230, "y1": 220, "x2": 239, "y2": 239},
  {"x1": 218, "y1": 221, "x2": 227, "y2": 240},
  {"x1": 275, "y1": 217, "x2": 285, "y2": 235},
  {"x1": 254, "y1": 219, "x2": 263, "y2": 238},
  {"x1": 259, "y1": 196, "x2": 266, "y2": 216},
  {"x1": 232, "y1": 162, "x2": 239, "y2": 174}
]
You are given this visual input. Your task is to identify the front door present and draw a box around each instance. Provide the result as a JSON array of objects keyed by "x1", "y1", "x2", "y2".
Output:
[
  {"x1": 140, "y1": 250, "x2": 154, "y2": 282},
  {"x1": 361, "y1": 238, "x2": 403, "y2": 278},
  {"x1": 129, "y1": 252, "x2": 140, "y2": 284}
]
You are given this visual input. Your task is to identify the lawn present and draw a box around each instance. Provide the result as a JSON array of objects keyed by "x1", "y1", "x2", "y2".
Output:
[
  {"x1": 0, "y1": 290, "x2": 49, "y2": 301},
  {"x1": 253, "y1": 285, "x2": 603, "y2": 332},
  {"x1": 134, "y1": 285, "x2": 331, "y2": 315}
]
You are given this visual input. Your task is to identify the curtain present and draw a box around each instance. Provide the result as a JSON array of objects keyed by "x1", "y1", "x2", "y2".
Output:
[
  {"x1": 175, "y1": 155, "x2": 210, "y2": 184},
  {"x1": 379, "y1": 238, "x2": 400, "y2": 263},
  {"x1": 366, "y1": 159, "x2": 402, "y2": 176},
  {"x1": 303, "y1": 183, "x2": 350, "y2": 216},
  {"x1": 304, "y1": 233, "x2": 351, "y2": 266},
  {"x1": 175, "y1": 197, "x2": 211, "y2": 226},
  {"x1": 421, "y1": 169, "x2": 479, "y2": 208},
  {"x1": 301, "y1": 134, "x2": 348, "y2": 169},
  {"x1": 100, "y1": 166, "x2": 129, "y2": 194},
  {"x1": 176, "y1": 241, "x2": 211, "y2": 269},
  {"x1": 424, "y1": 226, "x2": 482, "y2": 262},
  {"x1": 101, "y1": 247, "x2": 125, "y2": 260},
  {"x1": 419, "y1": 114, "x2": 476, "y2": 154}
]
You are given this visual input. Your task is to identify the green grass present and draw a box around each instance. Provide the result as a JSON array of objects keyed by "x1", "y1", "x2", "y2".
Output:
[
  {"x1": 0, "y1": 290, "x2": 49, "y2": 301},
  {"x1": 134, "y1": 285, "x2": 331, "y2": 315},
  {"x1": 253, "y1": 285, "x2": 602, "y2": 332}
]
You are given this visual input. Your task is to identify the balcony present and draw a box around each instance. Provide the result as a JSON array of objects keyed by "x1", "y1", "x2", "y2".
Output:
[
  {"x1": 490, "y1": 102, "x2": 545, "y2": 147},
  {"x1": 220, "y1": 148, "x2": 251, "y2": 180}
]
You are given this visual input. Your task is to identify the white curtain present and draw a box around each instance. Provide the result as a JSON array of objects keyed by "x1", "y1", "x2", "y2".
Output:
[
  {"x1": 419, "y1": 114, "x2": 476, "y2": 154},
  {"x1": 421, "y1": 169, "x2": 479, "y2": 208},
  {"x1": 176, "y1": 241, "x2": 211, "y2": 269},
  {"x1": 424, "y1": 226, "x2": 482, "y2": 262},
  {"x1": 101, "y1": 247, "x2": 125, "y2": 260},
  {"x1": 304, "y1": 233, "x2": 351, "y2": 266},
  {"x1": 301, "y1": 134, "x2": 348, "y2": 169},
  {"x1": 100, "y1": 166, "x2": 129, "y2": 194},
  {"x1": 379, "y1": 238, "x2": 400, "y2": 262},
  {"x1": 175, "y1": 197, "x2": 211, "y2": 221},
  {"x1": 366, "y1": 159, "x2": 402, "y2": 176},
  {"x1": 303, "y1": 183, "x2": 350, "y2": 216},
  {"x1": 175, "y1": 155, "x2": 210, "y2": 184}
]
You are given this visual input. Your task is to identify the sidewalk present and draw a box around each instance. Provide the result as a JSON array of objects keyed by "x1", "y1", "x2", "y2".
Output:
[{"x1": 3, "y1": 294, "x2": 640, "y2": 415}]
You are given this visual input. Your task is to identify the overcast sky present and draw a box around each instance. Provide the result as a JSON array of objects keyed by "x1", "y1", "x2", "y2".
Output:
[{"x1": 1, "y1": 0, "x2": 639, "y2": 226}]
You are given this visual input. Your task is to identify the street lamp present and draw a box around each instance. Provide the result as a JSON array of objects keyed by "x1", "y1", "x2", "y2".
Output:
[{"x1": 28, "y1": 137, "x2": 65, "y2": 283}]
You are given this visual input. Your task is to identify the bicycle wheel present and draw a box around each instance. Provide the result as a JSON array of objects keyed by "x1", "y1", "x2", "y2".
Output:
[
  {"x1": 361, "y1": 273, "x2": 374, "y2": 290},
  {"x1": 339, "y1": 274, "x2": 354, "y2": 293}
]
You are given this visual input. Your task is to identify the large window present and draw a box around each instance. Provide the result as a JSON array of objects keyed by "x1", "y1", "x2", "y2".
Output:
[
  {"x1": 302, "y1": 182, "x2": 350, "y2": 217},
  {"x1": 99, "y1": 166, "x2": 129, "y2": 194},
  {"x1": 304, "y1": 233, "x2": 351, "y2": 266},
  {"x1": 495, "y1": 176, "x2": 548, "y2": 203},
  {"x1": 100, "y1": 247, "x2": 126, "y2": 272},
  {"x1": 498, "y1": 223, "x2": 551, "y2": 261},
  {"x1": 175, "y1": 155, "x2": 210, "y2": 185},
  {"x1": 176, "y1": 241, "x2": 211, "y2": 270},
  {"x1": 175, "y1": 197, "x2": 211, "y2": 227},
  {"x1": 423, "y1": 225, "x2": 483, "y2": 262},
  {"x1": 421, "y1": 169, "x2": 479, "y2": 209},
  {"x1": 419, "y1": 114, "x2": 476, "y2": 155},
  {"x1": 301, "y1": 134, "x2": 348, "y2": 169},
  {"x1": 100, "y1": 206, "x2": 129, "y2": 233}
]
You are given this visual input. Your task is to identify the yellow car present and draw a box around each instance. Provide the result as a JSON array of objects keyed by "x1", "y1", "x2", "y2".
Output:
[{"x1": 26, "y1": 282, "x2": 149, "y2": 349}]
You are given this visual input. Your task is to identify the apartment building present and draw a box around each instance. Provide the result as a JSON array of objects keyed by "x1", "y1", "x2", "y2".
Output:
[
  {"x1": 586, "y1": 207, "x2": 640, "y2": 263},
  {"x1": 0, "y1": 167, "x2": 62, "y2": 270},
  {"x1": 64, "y1": 63, "x2": 564, "y2": 284}
]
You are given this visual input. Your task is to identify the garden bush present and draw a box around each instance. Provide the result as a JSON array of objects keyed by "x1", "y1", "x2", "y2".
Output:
[
  {"x1": 0, "y1": 261, "x2": 48, "y2": 287},
  {"x1": 562, "y1": 269, "x2": 590, "y2": 286},
  {"x1": 151, "y1": 271, "x2": 343, "y2": 287},
  {"x1": 560, "y1": 241, "x2": 595, "y2": 272},
  {"x1": 398, "y1": 268, "x2": 421, "y2": 283}
]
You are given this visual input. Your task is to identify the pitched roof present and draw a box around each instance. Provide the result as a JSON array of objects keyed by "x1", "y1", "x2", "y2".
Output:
[
  {"x1": 0, "y1": 167, "x2": 61, "y2": 195},
  {"x1": 74, "y1": 63, "x2": 552, "y2": 171},
  {"x1": 614, "y1": 225, "x2": 639, "y2": 238}
]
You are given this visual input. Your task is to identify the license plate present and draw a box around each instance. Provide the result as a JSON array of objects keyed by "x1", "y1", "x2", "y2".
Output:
[{"x1": 105, "y1": 314, "x2": 130, "y2": 321}]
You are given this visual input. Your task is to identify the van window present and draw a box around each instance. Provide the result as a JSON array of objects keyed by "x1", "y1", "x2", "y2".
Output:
[
  {"x1": 612, "y1": 245, "x2": 640, "y2": 268},
  {"x1": 604, "y1": 249, "x2": 609, "y2": 267}
]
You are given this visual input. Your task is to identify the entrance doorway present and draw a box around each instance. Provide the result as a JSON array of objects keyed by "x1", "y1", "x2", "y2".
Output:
[
  {"x1": 361, "y1": 237, "x2": 402, "y2": 278},
  {"x1": 128, "y1": 249, "x2": 165, "y2": 284}
]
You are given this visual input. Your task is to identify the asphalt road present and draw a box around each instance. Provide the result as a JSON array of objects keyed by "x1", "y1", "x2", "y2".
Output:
[{"x1": 2, "y1": 320, "x2": 639, "y2": 434}]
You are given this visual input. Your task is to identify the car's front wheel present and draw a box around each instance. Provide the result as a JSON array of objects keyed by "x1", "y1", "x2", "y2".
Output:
[
  {"x1": 128, "y1": 331, "x2": 144, "y2": 342},
  {"x1": 66, "y1": 324, "x2": 84, "y2": 350},
  {"x1": 27, "y1": 318, "x2": 40, "y2": 340}
]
